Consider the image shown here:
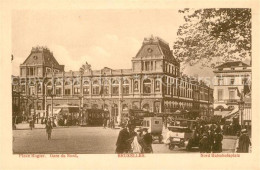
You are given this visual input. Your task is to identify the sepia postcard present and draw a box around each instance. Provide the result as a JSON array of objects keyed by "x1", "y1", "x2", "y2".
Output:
[{"x1": 0, "y1": 0, "x2": 260, "y2": 169}]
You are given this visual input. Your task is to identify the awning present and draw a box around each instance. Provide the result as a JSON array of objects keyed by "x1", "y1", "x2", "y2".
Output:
[
  {"x1": 53, "y1": 109, "x2": 61, "y2": 115},
  {"x1": 214, "y1": 110, "x2": 230, "y2": 118},
  {"x1": 224, "y1": 105, "x2": 239, "y2": 118}
]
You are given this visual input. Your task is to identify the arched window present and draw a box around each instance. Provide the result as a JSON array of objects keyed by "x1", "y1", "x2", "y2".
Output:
[
  {"x1": 155, "y1": 79, "x2": 160, "y2": 91},
  {"x1": 83, "y1": 81, "x2": 90, "y2": 95},
  {"x1": 143, "y1": 79, "x2": 151, "y2": 94},
  {"x1": 112, "y1": 80, "x2": 119, "y2": 95},
  {"x1": 123, "y1": 79, "x2": 129, "y2": 95},
  {"x1": 46, "y1": 81, "x2": 53, "y2": 96},
  {"x1": 73, "y1": 80, "x2": 81, "y2": 95},
  {"x1": 92, "y1": 80, "x2": 100, "y2": 95},
  {"x1": 142, "y1": 104, "x2": 150, "y2": 111},
  {"x1": 103, "y1": 80, "x2": 109, "y2": 95},
  {"x1": 134, "y1": 81, "x2": 139, "y2": 92},
  {"x1": 55, "y1": 81, "x2": 62, "y2": 95}
]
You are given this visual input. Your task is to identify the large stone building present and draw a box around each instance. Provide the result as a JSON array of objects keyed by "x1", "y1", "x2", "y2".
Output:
[
  {"x1": 12, "y1": 36, "x2": 213, "y2": 125},
  {"x1": 213, "y1": 61, "x2": 251, "y2": 125}
]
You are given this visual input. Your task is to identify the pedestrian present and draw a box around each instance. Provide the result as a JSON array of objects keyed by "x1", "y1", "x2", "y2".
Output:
[
  {"x1": 208, "y1": 127, "x2": 215, "y2": 152},
  {"x1": 131, "y1": 129, "x2": 143, "y2": 153},
  {"x1": 115, "y1": 124, "x2": 132, "y2": 153},
  {"x1": 199, "y1": 132, "x2": 210, "y2": 153},
  {"x1": 212, "y1": 127, "x2": 223, "y2": 153},
  {"x1": 29, "y1": 119, "x2": 34, "y2": 130},
  {"x1": 237, "y1": 129, "x2": 251, "y2": 153},
  {"x1": 103, "y1": 118, "x2": 107, "y2": 129},
  {"x1": 142, "y1": 128, "x2": 153, "y2": 153},
  {"x1": 45, "y1": 120, "x2": 53, "y2": 140}
]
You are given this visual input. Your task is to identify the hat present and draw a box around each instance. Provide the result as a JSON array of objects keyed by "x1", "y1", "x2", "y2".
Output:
[
  {"x1": 142, "y1": 128, "x2": 148, "y2": 132},
  {"x1": 203, "y1": 132, "x2": 208, "y2": 137},
  {"x1": 241, "y1": 129, "x2": 247, "y2": 133}
]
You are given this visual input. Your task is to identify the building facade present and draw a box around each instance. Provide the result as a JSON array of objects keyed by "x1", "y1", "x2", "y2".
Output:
[
  {"x1": 12, "y1": 36, "x2": 214, "y2": 124},
  {"x1": 213, "y1": 61, "x2": 251, "y2": 124}
]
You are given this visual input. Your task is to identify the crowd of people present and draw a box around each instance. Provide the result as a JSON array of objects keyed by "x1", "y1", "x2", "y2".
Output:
[{"x1": 116, "y1": 124, "x2": 153, "y2": 154}]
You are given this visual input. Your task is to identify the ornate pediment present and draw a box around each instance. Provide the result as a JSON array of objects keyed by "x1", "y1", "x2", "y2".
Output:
[{"x1": 79, "y1": 62, "x2": 92, "y2": 74}]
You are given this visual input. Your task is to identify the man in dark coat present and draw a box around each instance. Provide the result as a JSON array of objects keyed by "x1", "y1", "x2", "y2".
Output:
[
  {"x1": 213, "y1": 127, "x2": 223, "y2": 153},
  {"x1": 116, "y1": 125, "x2": 132, "y2": 153},
  {"x1": 142, "y1": 128, "x2": 153, "y2": 153},
  {"x1": 45, "y1": 120, "x2": 53, "y2": 140},
  {"x1": 237, "y1": 129, "x2": 251, "y2": 153},
  {"x1": 199, "y1": 133, "x2": 210, "y2": 153}
]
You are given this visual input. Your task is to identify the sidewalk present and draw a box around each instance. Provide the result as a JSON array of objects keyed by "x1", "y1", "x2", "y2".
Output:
[{"x1": 14, "y1": 123, "x2": 84, "y2": 130}]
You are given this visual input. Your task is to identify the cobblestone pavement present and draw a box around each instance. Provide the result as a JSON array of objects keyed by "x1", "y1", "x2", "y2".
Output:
[{"x1": 13, "y1": 124, "x2": 237, "y2": 154}]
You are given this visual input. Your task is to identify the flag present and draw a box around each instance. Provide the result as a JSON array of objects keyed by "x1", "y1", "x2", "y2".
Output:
[
  {"x1": 11, "y1": 54, "x2": 14, "y2": 62},
  {"x1": 99, "y1": 85, "x2": 104, "y2": 96},
  {"x1": 236, "y1": 87, "x2": 241, "y2": 98},
  {"x1": 244, "y1": 84, "x2": 250, "y2": 96}
]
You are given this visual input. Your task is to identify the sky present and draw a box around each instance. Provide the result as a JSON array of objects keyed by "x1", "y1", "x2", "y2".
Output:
[{"x1": 12, "y1": 9, "x2": 216, "y2": 83}]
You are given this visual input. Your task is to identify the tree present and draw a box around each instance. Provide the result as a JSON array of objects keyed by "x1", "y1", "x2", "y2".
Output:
[{"x1": 174, "y1": 8, "x2": 251, "y2": 68}]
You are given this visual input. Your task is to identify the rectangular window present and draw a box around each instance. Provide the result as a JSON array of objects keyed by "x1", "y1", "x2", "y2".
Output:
[
  {"x1": 83, "y1": 87, "x2": 90, "y2": 95},
  {"x1": 65, "y1": 89, "x2": 71, "y2": 95},
  {"x1": 37, "y1": 84, "x2": 42, "y2": 93},
  {"x1": 218, "y1": 89, "x2": 223, "y2": 101},
  {"x1": 123, "y1": 86, "x2": 129, "y2": 95},
  {"x1": 104, "y1": 86, "x2": 109, "y2": 95},
  {"x1": 218, "y1": 78, "x2": 223, "y2": 85},
  {"x1": 112, "y1": 86, "x2": 119, "y2": 95},
  {"x1": 74, "y1": 87, "x2": 80, "y2": 94},
  {"x1": 230, "y1": 78, "x2": 235, "y2": 85},
  {"x1": 92, "y1": 86, "x2": 99, "y2": 95},
  {"x1": 242, "y1": 78, "x2": 248, "y2": 85},
  {"x1": 229, "y1": 90, "x2": 235, "y2": 100},
  {"x1": 47, "y1": 88, "x2": 53, "y2": 96},
  {"x1": 56, "y1": 88, "x2": 62, "y2": 95}
]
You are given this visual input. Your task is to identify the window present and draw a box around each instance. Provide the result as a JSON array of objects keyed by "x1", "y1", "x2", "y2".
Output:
[
  {"x1": 155, "y1": 80, "x2": 160, "y2": 91},
  {"x1": 218, "y1": 78, "x2": 223, "y2": 85},
  {"x1": 83, "y1": 87, "x2": 89, "y2": 95},
  {"x1": 243, "y1": 67, "x2": 247, "y2": 70},
  {"x1": 134, "y1": 81, "x2": 139, "y2": 91},
  {"x1": 218, "y1": 89, "x2": 223, "y2": 101},
  {"x1": 83, "y1": 81, "x2": 90, "y2": 95},
  {"x1": 230, "y1": 78, "x2": 235, "y2": 85},
  {"x1": 143, "y1": 79, "x2": 151, "y2": 94},
  {"x1": 74, "y1": 87, "x2": 80, "y2": 94},
  {"x1": 231, "y1": 67, "x2": 235, "y2": 70},
  {"x1": 242, "y1": 78, "x2": 248, "y2": 85},
  {"x1": 29, "y1": 86, "x2": 35, "y2": 95},
  {"x1": 123, "y1": 80, "x2": 129, "y2": 95},
  {"x1": 103, "y1": 86, "x2": 109, "y2": 95},
  {"x1": 229, "y1": 90, "x2": 235, "y2": 100},
  {"x1": 56, "y1": 88, "x2": 62, "y2": 95},
  {"x1": 65, "y1": 89, "x2": 71, "y2": 95},
  {"x1": 92, "y1": 80, "x2": 100, "y2": 95},
  {"x1": 37, "y1": 83, "x2": 42, "y2": 93},
  {"x1": 47, "y1": 88, "x2": 53, "y2": 96},
  {"x1": 92, "y1": 86, "x2": 99, "y2": 95}
]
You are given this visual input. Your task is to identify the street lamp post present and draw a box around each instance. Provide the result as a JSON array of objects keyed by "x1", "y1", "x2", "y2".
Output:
[{"x1": 238, "y1": 100, "x2": 245, "y2": 127}]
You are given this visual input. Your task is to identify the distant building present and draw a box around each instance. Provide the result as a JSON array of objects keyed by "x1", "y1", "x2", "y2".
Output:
[
  {"x1": 12, "y1": 36, "x2": 213, "y2": 125},
  {"x1": 213, "y1": 61, "x2": 251, "y2": 124}
]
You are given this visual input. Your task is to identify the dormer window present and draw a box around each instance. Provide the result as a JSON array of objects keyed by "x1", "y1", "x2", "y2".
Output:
[{"x1": 33, "y1": 56, "x2": 38, "y2": 60}]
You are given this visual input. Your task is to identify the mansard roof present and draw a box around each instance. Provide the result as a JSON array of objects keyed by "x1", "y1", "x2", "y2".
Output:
[
  {"x1": 215, "y1": 61, "x2": 250, "y2": 69},
  {"x1": 133, "y1": 35, "x2": 179, "y2": 65},
  {"x1": 21, "y1": 46, "x2": 64, "y2": 70}
]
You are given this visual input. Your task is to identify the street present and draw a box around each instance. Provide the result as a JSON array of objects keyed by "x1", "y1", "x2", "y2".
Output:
[{"x1": 13, "y1": 124, "x2": 237, "y2": 154}]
